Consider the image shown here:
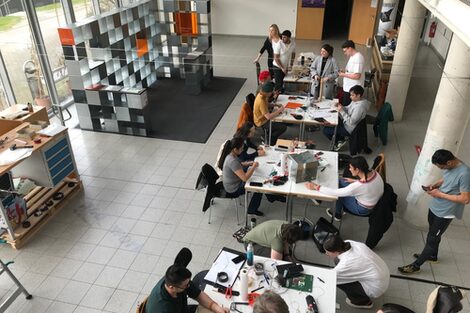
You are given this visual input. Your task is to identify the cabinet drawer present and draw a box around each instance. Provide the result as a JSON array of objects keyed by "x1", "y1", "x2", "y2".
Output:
[
  {"x1": 52, "y1": 163, "x2": 75, "y2": 186},
  {"x1": 50, "y1": 155, "x2": 72, "y2": 178},
  {"x1": 44, "y1": 137, "x2": 68, "y2": 160},
  {"x1": 47, "y1": 146, "x2": 70, "y2": 169}
]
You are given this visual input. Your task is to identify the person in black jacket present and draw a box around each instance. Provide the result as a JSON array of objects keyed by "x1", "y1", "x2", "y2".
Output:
[{"x1": 253, "y1": 24, "x2": 281, "y2": 78}]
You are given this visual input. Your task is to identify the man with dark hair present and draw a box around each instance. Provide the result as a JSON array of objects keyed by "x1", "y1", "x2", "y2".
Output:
[
  {"x1": 253, "y1": 82, "x2": 286, "y2": 144},
  {"x1": 398, "y1": 149, "x2": 470, "y2": 274},
  {"x1": 145, "y1": 264, "x2": 229, "y2": 313},
  {"x1": 253, "y1": 291, "x2": 289, "y2": 313},
  {"x1": 339, "y1": 40, "x2": 364, "y2": 106},
  {"x1": 273, "y1": 30, "x2": 296, "y2": 93},
  {"x1": 323, "y1": 84, "x2": 370, "y2": 151},
  {"x1": 243, "y1": 220, "x2": 302, "y2": 260}
]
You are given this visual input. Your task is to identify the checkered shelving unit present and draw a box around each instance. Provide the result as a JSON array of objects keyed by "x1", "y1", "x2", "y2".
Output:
[{"x1": 59, "y1": 0, "x2": 212, "y2": 136}]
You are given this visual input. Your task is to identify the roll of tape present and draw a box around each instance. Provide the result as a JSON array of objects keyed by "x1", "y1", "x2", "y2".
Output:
[{"x1": 217, "y1": 271, "x2": 228, "y2": 283}]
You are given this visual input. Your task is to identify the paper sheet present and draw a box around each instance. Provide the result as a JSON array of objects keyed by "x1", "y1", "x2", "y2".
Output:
[
  {"x1": 0, "y1": 148, "x2": 33, "y2": 166},
  {"x1": 204, "y1": 250, "x2": 244, "y2": 287},
  {"x1": 37, "y1": 124, "x2": 66, "y2": 137}
]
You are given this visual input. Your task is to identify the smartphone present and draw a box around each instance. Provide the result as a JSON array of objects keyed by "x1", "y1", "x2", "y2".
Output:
[
  {"x1": 232, "y1": 254, "x2": 246, "y2": 264},
  {"x1": 278, "y1": 145, "x2": 289, "y2": 149},
  {"x1": 314, "y1": 117, "x2": 327, "y2": 123},
  {"x1": 422, "y1": 185, "x2": 431, "y2": 191},
  {"x1": 250, "y1": 182, "x2": 263, "y2": 187}
]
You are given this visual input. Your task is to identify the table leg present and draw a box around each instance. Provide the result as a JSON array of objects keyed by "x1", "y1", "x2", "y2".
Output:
[
  {"x1": 269, "y1": 121, "x2": 272, "y2": 146},
  {"x1": 299, "y1": 123, "x2": 305, "y2": 141},
  {"x1": 329, "y1": 124, "x2": 338, "y2": 151},
  {"x1": 245, "y1": 191, "x2": 249, "y2": 227}
]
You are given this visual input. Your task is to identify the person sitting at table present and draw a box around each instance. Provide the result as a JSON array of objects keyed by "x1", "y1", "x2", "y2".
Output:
[
  {"x1": 253, "y1": 291, "x2": 289, "y2": 313},
  {"x1": 310, "y1": 44, "x2": 339, "y2": 100},
  {"x1": 305, "y1": 156, "x2": 384, "y2": 222},
  {"x1": 243, "y1": 220, "x2": 303, "y2": 260},
  {"x1": 233, "y1": 121, "x2": 266, "y2": 163},
  {"x1": 236, "y1": 93, "x2": 256, "y2": 130},
  {"x1": 322, "y1": 84, "x2": 370, "y2": 151},
  {"x1": 323, "y1": 235, "x2": 390, "y2": 309},
  {"x1": 253, "y1": 82, "x2": 286, "y2": 145},
  {"x1": 256, "y1": 70, "x2": 273, "y2": 95},
  {"x1": 218, "y1": 137, "x2": 265, "y2": 216},
  {"x1": 145, "y1": 264, "x2": 229, "y2": 313}
]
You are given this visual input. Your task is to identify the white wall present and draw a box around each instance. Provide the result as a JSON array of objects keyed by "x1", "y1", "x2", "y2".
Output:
[
  {"x1": 210, "y1": 0, "x2": 298, "y2": 36},
  {"x1": 429, "y1": 19, "x2": 453, "y2": 60}
]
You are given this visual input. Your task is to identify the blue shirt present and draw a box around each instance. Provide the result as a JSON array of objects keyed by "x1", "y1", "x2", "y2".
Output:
[{"x1": 430, "y1": 162, "x2": 470, "y2": 219}]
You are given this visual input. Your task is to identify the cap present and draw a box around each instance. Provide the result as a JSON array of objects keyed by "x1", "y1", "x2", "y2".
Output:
[{"x1": 258, "y1": 70, "x2": 271, "y2": 82}]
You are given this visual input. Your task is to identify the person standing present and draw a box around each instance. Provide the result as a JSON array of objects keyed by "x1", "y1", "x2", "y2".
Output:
[
  {"x1": 324, "y1": 235, "x2": 390, "y2": 309},
  {"x1": 310, "y1": 44, "x2": 339, "y2": 99},
  {"x1": 273, "y1": 30, "x2": 296, "y2": 93},
  {"x1": 398, "y1": 149, "x2": 470, "y2": 274},
  {"x1": 338, "y1": 40, "x2": 364, "y2": 106},
  {"x1": 253, "y1": 24, "x2": 281, "y2": 78},
  {"x1": 253, "y1": 82, "x2": 286, "y2": 144}
]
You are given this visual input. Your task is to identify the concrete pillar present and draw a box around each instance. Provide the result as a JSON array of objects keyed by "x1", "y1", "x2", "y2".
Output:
[
  {"x1": 385, "y1": 0, "x2": 426, "y2": 121},
  {"x1": 404, "y1": 35, "x2": 470, "y2": 228}
]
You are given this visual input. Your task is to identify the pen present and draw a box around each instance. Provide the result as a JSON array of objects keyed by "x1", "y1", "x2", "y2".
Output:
[
  {"x1": 321, "y1": 167, "x2": 326, "y2": 172},
  {"x1": 251, "y1": 286, "x2": 264, "y2": 293},
  {"x1": 318, "y1": 277, "x2": 325, "y2": 283}
]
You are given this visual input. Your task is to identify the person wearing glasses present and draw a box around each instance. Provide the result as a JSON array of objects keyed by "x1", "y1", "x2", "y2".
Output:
[
  {"x1": 323, "y1": 235, "x2": 389, "y2": 309},
  {"x1": 145, "y1": 264, "x2": 229, "y2": 313}
]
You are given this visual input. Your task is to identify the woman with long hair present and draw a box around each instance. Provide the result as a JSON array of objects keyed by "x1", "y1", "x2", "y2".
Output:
[
  {"x1": 306, "y1": 156, "x2": 384, "y2": 221},
  {"x1": 218, "y1": 137, "x2": 264, "y2": 216},
  {"x1": 233, "y1": 121, "x2": 265, "y2": 163},
  {"x1": 310, "y1": 44, "x2": 339, "y2": 99},
  {"x1": 253, "y1": 24, "x2": 281, "y2": 78}
]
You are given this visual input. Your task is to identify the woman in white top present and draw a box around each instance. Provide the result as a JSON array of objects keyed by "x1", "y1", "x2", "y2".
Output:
[
  {"x1": 324, "y1": 235, "x2": 390, "y2": 309},
  {"x1": 306, "y1": 156, "x2": 384, "y2": 221}
]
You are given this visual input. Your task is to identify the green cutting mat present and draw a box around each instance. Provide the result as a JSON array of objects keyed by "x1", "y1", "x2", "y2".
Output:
[{"x1": 286, "y1": 274, "x2": 313, "y2": 292}]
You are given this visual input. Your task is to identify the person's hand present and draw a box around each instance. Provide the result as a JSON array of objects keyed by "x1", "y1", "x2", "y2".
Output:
[
  {"x1": 305, "y1": 182, "x2": 320, "y2": 190},
  {"x1": 335, "y1": 103, "x2": 343, "y2": 112},
  {"x1": 278, "y1": 106, "x2": 285, "y2": 113},
  {"x1": 314, "y1": 75, "x2": 320, "y2": 81},
  {"x1": 253, "y1": 57, "x2": 260, "y2": 64},
  {"x1": 257, "y1": 148, "x2": 266, "y2": 156},
  {"x1": 242, "y1": 161, "x2": 253, "y2": 167},
  {"x1": 322, "y1": 77, "x2": 329, "y2": 82},
  {"x1": 338, "y1": 69, "x2": 345, "y2": 77},
  {"x1": 252, "y1": 161, "x2": 259, "y2": 169},
  {"x1": 283, "y1": 67, "x2": 288, "y2": 74},
  {"x1": 216, "y1": 306, "x2": 230, "y2": 313},
  {"x1": 343, "y1": 177, "x2": 357, "y2": 183},
  {"x1": 427, "y1": 188, "x2": 442, "y2": 198}
]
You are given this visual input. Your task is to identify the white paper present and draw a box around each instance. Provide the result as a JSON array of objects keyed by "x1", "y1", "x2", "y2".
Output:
[
  {"x1": 0, "y1": 148, "x2": 33, "y2": 166},
  {"x1": 37, "y1": 124, "x2": 66, "y2": 137},
  {"x1": 204, "y1": 250, "x2": 244, "y2": 287}
]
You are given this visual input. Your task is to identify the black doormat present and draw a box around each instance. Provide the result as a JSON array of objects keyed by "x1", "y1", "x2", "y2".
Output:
[{"x1": 144, "y1": 77, "x2": 246, "y2": 143}]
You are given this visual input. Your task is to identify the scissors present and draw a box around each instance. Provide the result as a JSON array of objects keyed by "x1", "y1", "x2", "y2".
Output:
[{"x1": 225, "y1": 285, "x2": 233, "y2": 299}]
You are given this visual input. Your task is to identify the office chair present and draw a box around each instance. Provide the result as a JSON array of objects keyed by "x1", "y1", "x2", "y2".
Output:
[{"x1": 255, "y1": 61, "x2": 261, "y2": 85}]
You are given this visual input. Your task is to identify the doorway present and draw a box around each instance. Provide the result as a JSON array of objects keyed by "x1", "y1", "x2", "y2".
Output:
[{"x1": 322, "y1": 0, "x2": 353, "y2": 40}]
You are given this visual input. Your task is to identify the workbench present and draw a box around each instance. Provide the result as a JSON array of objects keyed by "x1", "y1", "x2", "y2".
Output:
[{"x1": 0, "y1": 120, "x2": 82, "y2": 249}]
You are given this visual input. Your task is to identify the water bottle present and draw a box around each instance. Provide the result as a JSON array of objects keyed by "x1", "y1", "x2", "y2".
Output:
[
  {"x1": 246, "y1": 243, "x2": 254, "y2": 266},
  {"x1": 250, "y1": 218, "x2": 256, "y2": 230}
]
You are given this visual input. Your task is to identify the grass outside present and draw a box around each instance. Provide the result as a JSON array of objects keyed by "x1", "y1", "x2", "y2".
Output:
[
  {"x1": 0, "y1": 16, "x2": 23, "y2": 31},
  {"x1": 36, "y1": 0, "x2": 88, "y2": 11}
]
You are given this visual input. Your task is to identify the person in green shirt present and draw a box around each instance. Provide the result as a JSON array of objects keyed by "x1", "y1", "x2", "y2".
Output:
[
  {"x1": 145, "y1": 264, "x2": 229, "y2": 313},
  {"x1": 243, "y1": 220, "x2": 303, "y2": 260}
]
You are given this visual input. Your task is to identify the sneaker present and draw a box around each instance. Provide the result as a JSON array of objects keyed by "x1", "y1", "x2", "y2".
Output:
[
  {"x1": 398, "y1": 264, "x2": 420, "y2": 274},
  {"x1": 345, "y1": 298, "x2": 373, "y2": 309},
  {"x1": 333, "y1": 140, "x2": 347, "y2": 152},
  {"x1": 248, "y1": 210, "x2": 264, "y2": 217},
  {"x1": 413, "y1": 253, "x2": 438, "y2": 263},
  {"x1": 326, "y1": 208, "x2": 342, "y2": 222}
]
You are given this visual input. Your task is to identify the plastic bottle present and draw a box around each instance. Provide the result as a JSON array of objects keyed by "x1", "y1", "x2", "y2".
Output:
[
  {"x1": 246, "y1": 243, "x2": 254, "y2": 266},
  {"x1": 250, "y1": 218, "x2": 256, "y2": 230}
]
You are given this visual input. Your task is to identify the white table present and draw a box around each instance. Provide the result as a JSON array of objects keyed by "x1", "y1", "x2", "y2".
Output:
[
  {"x1": 203, "y1": 255, "x2": 337, "y2": 313},
  {"x1": 245, "y1": 147, "x2": 339, "y2": 224},
  {"x1": 269, "y1": 95, "x2": 339, "y2": 149}
]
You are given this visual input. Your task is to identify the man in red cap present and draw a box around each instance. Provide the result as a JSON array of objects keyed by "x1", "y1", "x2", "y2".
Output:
[{"x1": 256, "y1": 70, "x2": 272, "y2": 95}]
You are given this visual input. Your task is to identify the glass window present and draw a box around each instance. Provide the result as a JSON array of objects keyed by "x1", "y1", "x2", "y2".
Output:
[
  {"x1": 99, "y1": 0, "x2": 118, "y2": 12},
  {"x1": 0, "y1": 11, "x2": 35, "y2": 104},
  {"x1": 34, "y1": 1, "x2": 72, "y2": 107},
  {"x1": 0, "y1": 79, "x2": 9, "y2": 110},
  {"x1": 73, "y1": 0, "x2": 95, "y2": 22}
]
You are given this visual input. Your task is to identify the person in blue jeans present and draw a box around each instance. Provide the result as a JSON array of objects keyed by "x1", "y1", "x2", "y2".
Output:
[{"x1": 305, "y1": 156, "x2": 384, "y2": 221}]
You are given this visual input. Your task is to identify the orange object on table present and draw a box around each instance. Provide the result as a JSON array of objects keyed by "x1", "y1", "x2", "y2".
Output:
[
  {"x1": 285, "y1": 102, "x2": 303, "y2": 109},
  {"x1": 248, "y1": 293, "x2": 261, "y2": 306}
]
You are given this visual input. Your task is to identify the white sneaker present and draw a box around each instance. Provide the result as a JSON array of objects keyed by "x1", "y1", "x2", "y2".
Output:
[
  {"x1": 333, "y1": 140, "x2": 347, "y2": 151},
  {"x1": 345, "y1": 298, "x2": 373, "y2": 309}
]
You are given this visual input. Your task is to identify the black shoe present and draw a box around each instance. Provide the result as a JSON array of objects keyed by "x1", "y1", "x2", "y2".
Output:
[
  {"x1": 248, "y1": 210, "x2": 264, "y2": 217},
  {"x1": 413, "y1": 253, "x2": 438, "y2": 263},
  {"x1": 326, "y1": 208, "x2": 342, "y2": 222},
  {"x1": 398, "y1": 264, "x2": 420, "y2": 274},
  {"x1": 266, "y1": 194, "x2": 286, "y2": 203}
]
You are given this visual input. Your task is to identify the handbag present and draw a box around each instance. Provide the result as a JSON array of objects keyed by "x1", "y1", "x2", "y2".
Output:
[
  {"x1": 0, "y1": 191, "x2": 27, "y2": 228},
  {"x1": 312, "y1": 217, "x2": 339, "y2": 253}
]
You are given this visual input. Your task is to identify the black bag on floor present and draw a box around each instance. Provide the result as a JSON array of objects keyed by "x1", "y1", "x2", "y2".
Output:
[{"x1": 312, "y1": 217, "x2": 339, "y2": 253}]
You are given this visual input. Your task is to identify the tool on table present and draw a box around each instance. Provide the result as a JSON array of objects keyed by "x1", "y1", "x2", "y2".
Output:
[
  {"x1": 215, "y1": 286, "x2": 239, "y2": 297},
  {"x1": 10, "y1": 144, "x2": 33, "y2": 151},
  {"x1": 306, "y1": 295, "x2": 319, "y2": 313},
  {"x1": 230, "y1": 302, "x2": 249, "y2": 313},
  {"x1": 224, "y1": 285, "x2": 233, "y2": 299}
]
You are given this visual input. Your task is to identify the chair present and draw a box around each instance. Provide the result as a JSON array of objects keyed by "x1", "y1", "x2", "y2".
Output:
[
  {"x1": 195, "y1": 163, "x2": 241, "y2": 224},
  {"x1": 135, "y1": 297, "x2": 148, "y2": 313},
  {"x1": 255, "y1": 61, "x2": 261, "y2": 85},
  {"x1": 364, "y1": 68, "x2": 376, "y2": 100},
  {"x1": 372, "y1": 153, "x2": 386, "y2": 183},
  {"x1": 348, "y1": 118, "x2": 371, "y2": 155}
]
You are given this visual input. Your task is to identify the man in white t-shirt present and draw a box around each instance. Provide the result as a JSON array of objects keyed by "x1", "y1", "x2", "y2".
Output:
[
  {"x1": 273, "y1": 30, "x2": 296, "y2": 93},
  {"x1": 339, "y1": 40, "x2": 364, "y2": 106}
]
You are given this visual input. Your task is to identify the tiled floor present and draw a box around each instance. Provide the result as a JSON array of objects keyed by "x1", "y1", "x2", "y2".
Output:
[{"x1": 1, "y1": 35, "x2": 469, "y2": 313}]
